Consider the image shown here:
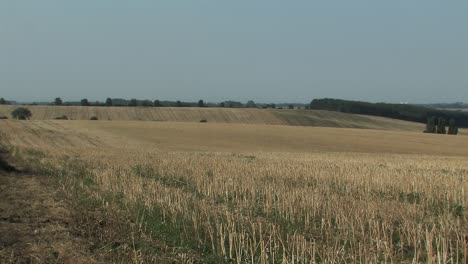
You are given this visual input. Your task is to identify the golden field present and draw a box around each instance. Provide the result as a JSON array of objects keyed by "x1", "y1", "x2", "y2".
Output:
[
  {"x1": 0, "y1": 119, "x2": 467, "y2": 263},
  {"x1": 0, "y1": 105, "x2": 425, "y2": 131}
]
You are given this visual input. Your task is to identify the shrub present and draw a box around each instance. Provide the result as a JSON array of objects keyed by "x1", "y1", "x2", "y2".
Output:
[
  {"x1": 54, "y1": 115, "x2": 68, "y2": 120},
  {"x1": 200, "y1": 119, "x2": 208, "y2": 123},
  {"x1": 90, "y1": 116, "x2": 98, "y2": 120},
  {"x1": 11, "y1": 107, "x2": 32, "y2": 120},
  {"x1": 0, "y1": 116, "x2": 8, "y2": 120}
]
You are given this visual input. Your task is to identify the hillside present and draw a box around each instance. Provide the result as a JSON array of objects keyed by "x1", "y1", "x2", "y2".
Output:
[
  {"x1": 0, "y1": 105, "x2": 424, "y2": 131},
  {"x1": 310, "y1": 98, "x2": 468, "y2": 127}
]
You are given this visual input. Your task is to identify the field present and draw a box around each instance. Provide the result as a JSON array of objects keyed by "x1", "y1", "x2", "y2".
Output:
[
  {"x1": 1, "y1": 118, "x2": 467, "y2": 263},
  {"x1": 0, "y1": 105, "x2": 425, "y2": 131}
]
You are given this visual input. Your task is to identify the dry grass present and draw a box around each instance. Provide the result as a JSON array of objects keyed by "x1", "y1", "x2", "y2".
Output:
[
  {"x1": 0, "y1": 105, "x2": 425, "y2": 131},
  {"x1": 62, "y1": 120, "x2": 468, "y2": 156},
  {"x1": 0, "y1": 120, "x2": 466, "y2": 263}
]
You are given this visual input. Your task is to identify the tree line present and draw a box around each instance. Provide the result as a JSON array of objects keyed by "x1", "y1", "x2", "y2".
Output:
[
  {"x1": 4, "y1": 97, "x2": 300, "y2": 109},
  {"x1": 424, "y1": 117, "x2": 458, "y2": 135},
  {"x1": 310, "y1": 98, "x2": 468, "y2": 128}
]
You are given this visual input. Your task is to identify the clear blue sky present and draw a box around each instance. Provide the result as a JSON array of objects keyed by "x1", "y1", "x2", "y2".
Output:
[{"x1": 1, "y1": 1, "x2": 467, "y2": 103}]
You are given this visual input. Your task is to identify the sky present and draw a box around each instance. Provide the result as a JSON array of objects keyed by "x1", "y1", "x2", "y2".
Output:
[{"x1": 0, "y1": 1, "x2": 467, "y2": 103}]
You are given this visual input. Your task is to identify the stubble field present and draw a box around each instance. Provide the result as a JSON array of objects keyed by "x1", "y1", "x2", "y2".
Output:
[{"x1": 0, "y1": 119, "x2": 467, "y2": 263}]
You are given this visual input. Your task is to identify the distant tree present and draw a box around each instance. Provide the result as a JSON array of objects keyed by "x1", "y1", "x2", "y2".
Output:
[
  {"x1": 223, "y1": 101, "x2": 243, "y2": 108},
  {"x1": 0, "y1": 98, "x2": 6, "y2": 105},
  {"x1": 142, "y1": 100, "x2": 153, "y2": 107},
  {"x1": 11, "y1": 107, "x2": 32, "y2": 120},
  {"x1": 105, "y1": 98, "x2": 113, "y2": 107},
  {"x1": 288, "y1": 104, "x2": 294, "y2": 109},
  {"x1": 436, "y1": 117, "x2": 446, "y2": 134},
  {"x1": 246, "y1": 100, "x2": 256, "y2": 108},
  {"x1": 219, "y1": 102, "x2": 225, "y2": 107},
  {"x1": 198, "y1": 100, "x2": 205, "y2": 107},
  {"x1": 154, "y1": 100, "x2": 162, "y2": 107},
  {"x1": 81, "y1": 98, "x2": 89, "y2": 106},
  {"x1": 425, "y1": 116, "x2": 437, "y2": 133},
  {"x1": 176, "y1": 101, "x2": 182, "y2": 107},
  {"x1": 54, "y1": 97, "x2": 63, "y2": 106},
  {"x1": 129, "y1": 99, "x2": 138, "y2": 107},
  {"x1": 448, "y1": 119, "x2": 458, "y2": 135}
]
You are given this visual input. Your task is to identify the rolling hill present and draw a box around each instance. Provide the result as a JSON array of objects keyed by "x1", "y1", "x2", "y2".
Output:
[{"x1": 0, "y1": 105, "x2": 424, "y2": 132}]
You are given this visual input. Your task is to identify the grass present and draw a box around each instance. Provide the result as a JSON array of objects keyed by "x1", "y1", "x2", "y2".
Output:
[
  {"x1": 64, "y1": 120, "x2": 468, "y2": 156},
  {"x1": 0, "y1": 119, "x2": 467, "y2": 263}
]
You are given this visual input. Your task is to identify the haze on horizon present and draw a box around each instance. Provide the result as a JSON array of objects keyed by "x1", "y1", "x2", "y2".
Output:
[{"x1": 1, "y1": 1, "x2": 467, "y2": 104}]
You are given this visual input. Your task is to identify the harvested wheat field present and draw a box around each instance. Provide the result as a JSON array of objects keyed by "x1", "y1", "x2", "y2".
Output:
[
  {"x1": 1, "y1": 119, "x2": 467, "y2": 263},
  {"x1": 0, "y1": 105, "x2": 425, "y2": 131}
]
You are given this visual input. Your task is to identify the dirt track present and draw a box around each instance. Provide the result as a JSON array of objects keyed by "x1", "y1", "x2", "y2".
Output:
[{"x1": 0, "y1": 171, "x2": 97, "y2": 264}]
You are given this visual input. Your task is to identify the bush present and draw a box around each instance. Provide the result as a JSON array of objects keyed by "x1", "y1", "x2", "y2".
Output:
[
  {"x1": 200, "y1": 119, "x2": 208, "y2": 123},
  {"x1": 90, "y1": 116, "x2": 98, "y2": 120},
  {"x1": 54, "y1": 115, "x2": 68, "y2": 120},
  {"x1": 0, "y1": 116, "x2": 8, "y2": 120},
  {"x1": 11, "y1": 107, "x2": 32, "y2": 120}
]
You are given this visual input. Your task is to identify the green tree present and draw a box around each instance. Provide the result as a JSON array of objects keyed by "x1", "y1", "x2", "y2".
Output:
[
  {"x1": 129, "y1": 99, "x2": 138, "y2": 107},
  {"x1": 436, "y1": 117, "x2": 446, "y2": 134},
  {"x1": 11, "y1": 107, "x2": 32, "y2": 120},
  {"x1": 288, "y1": 104, "x2": 294, "y2": 109},
  {"x1": 54, "y1": 97, "x2": 63, "y2": 105},
  {"x1": 219, "y1": 102, "x2": 225, "y2": 107},
  {"x1": 198, "y1": 100, "x2": 205, "y2": 107},
  {"x1": 246, "y1": 100, "x2": 256, "y2": 108},
  {"x1": 154, "y1": 100, "x2": 162, "y2": 107},
  {"x1": 142, "y1": 100, "x2": 153, "y2": 107},
  {"x1": 175, "y1": 101, "x2": 183, "y2": 107},
  {"x1": 105, "y1": 98, "x2": 113, "y2": 106},
  {"x1": 81, "y1": 98, "x2": 89, "y2": 106},
  {"x1": 448, "y1": 119, "x2": 458, "y2": 135},
  {"x1": 425, "y1": 116, "x2": 436, "y2": 133},
  {"x1": 0, "y1": 98, "x2": 6, "y2": 105}
]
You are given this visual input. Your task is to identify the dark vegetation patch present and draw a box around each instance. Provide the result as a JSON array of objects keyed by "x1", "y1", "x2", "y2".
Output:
[
  {"x1": 54, "y1": 115, "x2": 68, "y2": 120},
  {"x1": 0, "y1": 147, "x2": 17, "y2": 172},
  {"x1": 311, "y1": 98, "x2": 468, "y2": 127}
]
